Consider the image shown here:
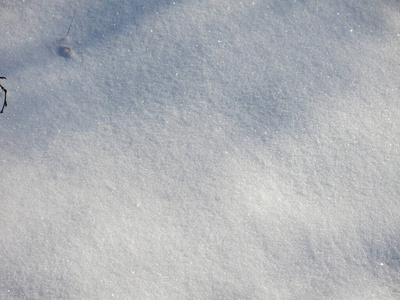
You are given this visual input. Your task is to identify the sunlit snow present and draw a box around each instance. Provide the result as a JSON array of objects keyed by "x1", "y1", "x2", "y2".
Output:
[{"x1": 1, "y1": 0, "x2": 400, "y2": 299}]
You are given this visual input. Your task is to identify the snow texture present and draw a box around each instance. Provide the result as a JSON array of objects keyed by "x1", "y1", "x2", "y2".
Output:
[{"x1": 1, "y1": 0, "x2": 400, "y2": 299}]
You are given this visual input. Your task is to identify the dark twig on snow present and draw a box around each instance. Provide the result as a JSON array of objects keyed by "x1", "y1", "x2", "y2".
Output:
[{"x1": 0, "y1": 77, "x2": 7, "y2": 113}]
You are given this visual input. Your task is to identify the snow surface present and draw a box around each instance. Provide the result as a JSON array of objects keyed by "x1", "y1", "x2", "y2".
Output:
[{"x1": 1, "y1": 0, "x2": 400, "y2": 299}]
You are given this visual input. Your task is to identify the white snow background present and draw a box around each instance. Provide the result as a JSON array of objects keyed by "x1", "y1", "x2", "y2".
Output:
[{"x1": 1, "y1": 0, "x2": 400, "y2": 299}]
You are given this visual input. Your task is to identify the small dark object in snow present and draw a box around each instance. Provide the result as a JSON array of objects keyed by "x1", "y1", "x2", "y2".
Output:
[
  {"x1": 57, "y1": 10, "x2": 76, "y2": 59},
  {"x1": 0, "y1": 77, "x2": 7, "y2": 113},
  {"x1": 58, "y1": 45, "x2": 72, "y2": 58}
]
